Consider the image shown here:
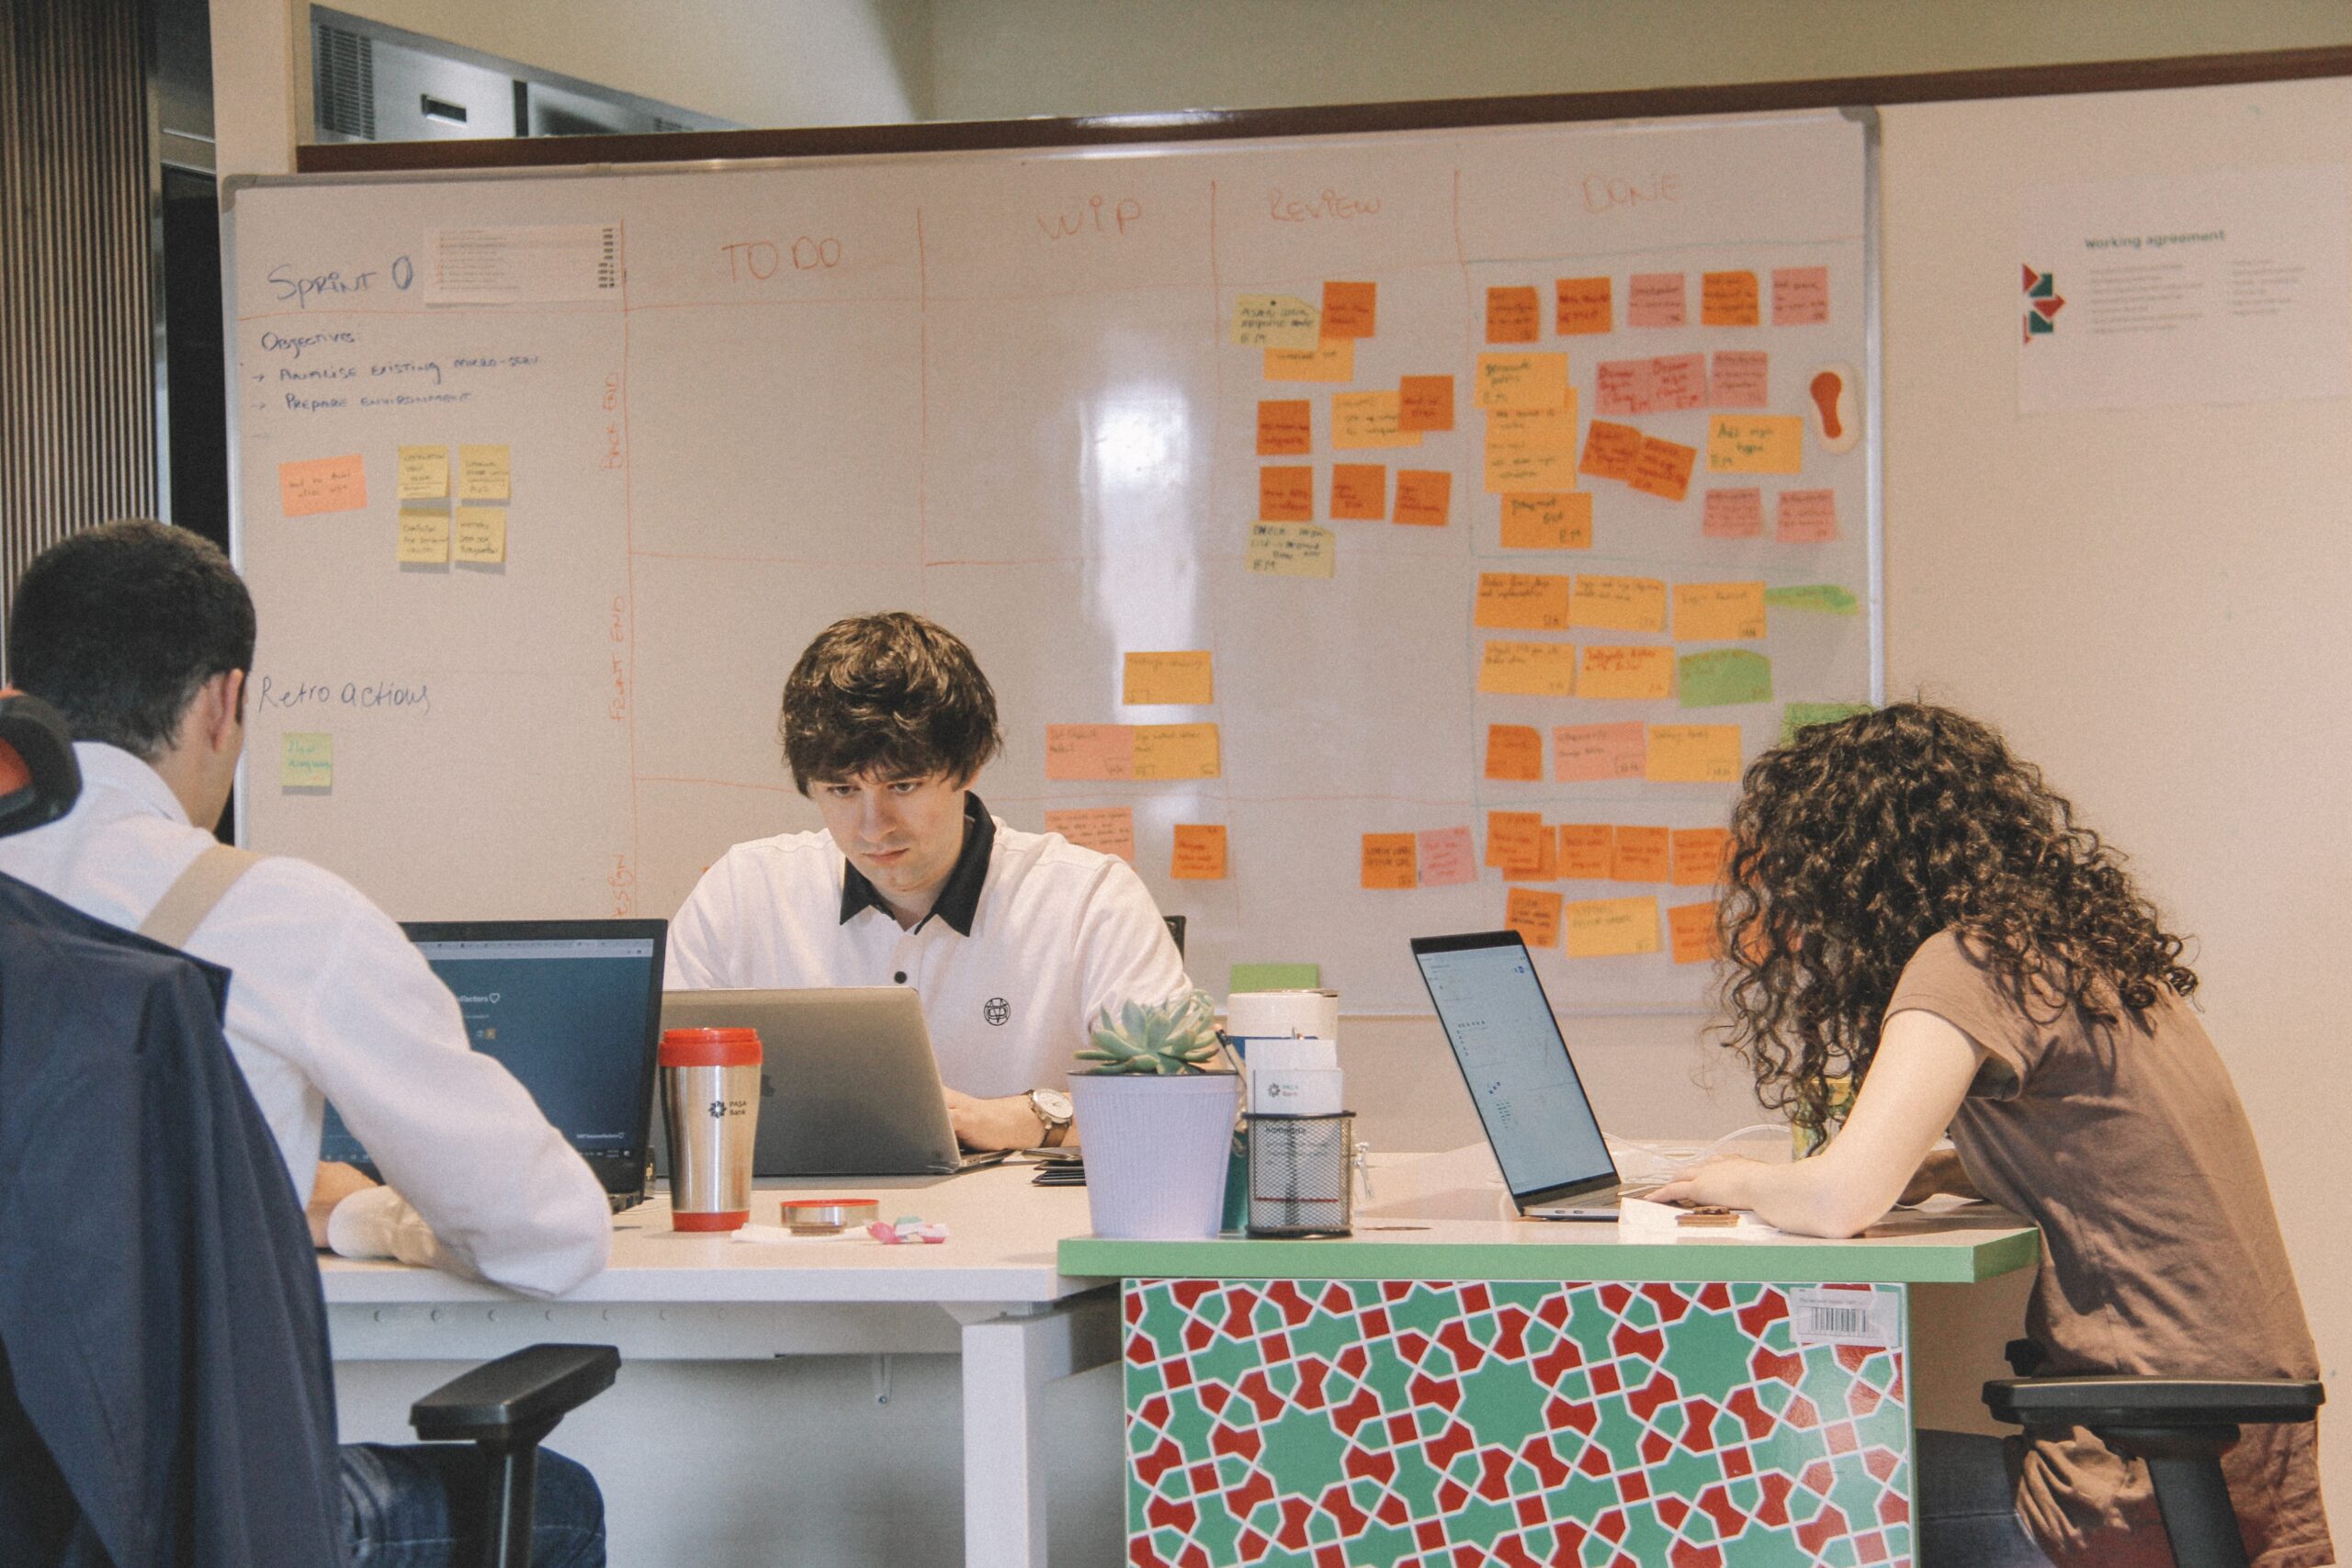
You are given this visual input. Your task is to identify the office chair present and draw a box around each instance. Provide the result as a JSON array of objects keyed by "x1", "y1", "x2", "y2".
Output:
[
  {"x1": 0, "y1": 692, "x2": 617, "y2": 1568},
  {"x1": 1984, "y1": 1342, "x2": 2324, "y2": 1568},
  {"x1": 1164, "y1": 913, "x2": 1186, "y2": 957}
]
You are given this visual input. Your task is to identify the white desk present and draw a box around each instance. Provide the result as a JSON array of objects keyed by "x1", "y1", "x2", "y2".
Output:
[{"x1": 322, "y1": 1165, "x2": 1118, "y2": 1568}]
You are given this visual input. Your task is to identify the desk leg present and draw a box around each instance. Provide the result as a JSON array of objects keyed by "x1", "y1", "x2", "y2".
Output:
[{"x1": 956, "y1": 1293, "x2": 1121, "y2": 1568}]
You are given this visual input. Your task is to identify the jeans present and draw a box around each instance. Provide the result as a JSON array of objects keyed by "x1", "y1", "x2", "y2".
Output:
[
  {"x1": 339, "y1": 1441, "x2": 605, "y2": 1568},
  {"x1": 1917, "y1": 1427, "x2": 2053, "y2": 1568}
]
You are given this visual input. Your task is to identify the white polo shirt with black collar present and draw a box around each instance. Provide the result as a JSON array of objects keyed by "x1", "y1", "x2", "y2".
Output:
[{"x1": 664, "y1": 793, "x2": 1193, "y2": 1096}]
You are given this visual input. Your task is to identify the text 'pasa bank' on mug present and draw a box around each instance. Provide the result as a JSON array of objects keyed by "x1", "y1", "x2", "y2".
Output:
[{"x1": 661, "y1": 1026, "x2": 762, "y2": 1232}]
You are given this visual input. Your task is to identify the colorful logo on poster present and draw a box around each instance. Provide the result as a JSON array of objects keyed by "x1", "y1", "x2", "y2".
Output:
[{"x1": 2021, "y1": 265, "x2": 2065, "y2": 342}]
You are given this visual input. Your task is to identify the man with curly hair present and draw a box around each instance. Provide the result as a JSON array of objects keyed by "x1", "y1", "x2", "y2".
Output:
[
  {"x1": 665, "y1": 612, "x2": 1193, "y2": 1151},
  {"x1": 1655, "y1": 703, "x2": 2327, "y2": 1568}
]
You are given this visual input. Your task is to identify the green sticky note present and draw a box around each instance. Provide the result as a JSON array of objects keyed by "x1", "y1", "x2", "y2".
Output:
[
  {"x1": 281, "y1": 732, "x2": 333, "y2": 790},
  {"x1": 1781, "y1": 702, "x2": 1872, "y2": 743},
  {"x1": 1678, "y1": 649, "x2": 1773, "y2": 707},
  {"x1": 1763, "y1": 583, "x2": 1860, "y2": 615},
  {"x1": 1229, "y1": 962, "x2": 1319, "y2": 994}
]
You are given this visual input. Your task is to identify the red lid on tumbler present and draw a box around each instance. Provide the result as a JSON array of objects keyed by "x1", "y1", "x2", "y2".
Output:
[{"x1": 660, "y1": 1026, "x2": 762, "y2": 1066}]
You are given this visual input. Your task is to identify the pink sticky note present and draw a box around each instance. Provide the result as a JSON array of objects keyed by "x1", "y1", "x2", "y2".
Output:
[
  {"x1": 1552, "y1": 722, "x2": 1647, "y2": 783},
  {"x1": 1044, "y1": 724, "x2": 1136, "y2": 781},
  {"x1": 1772, "y1": 266, "x2": 1830, "y2": 326},
  {"x1": 1702, "y1": 488, "x2": 1765, "y2": 539},
  {"x1": 1709, "y1": 352, "x2": 1770, "y2": 408},
  {"x1": 1628, "y1": 273, "x2": 1687, "y2": 328},
  {"x1": 1043, "y1": 807, "x2": 1136, "y2": 862},
  {"x1": 1649, "y1": 354, "x2": 1706, "y2": 412},
  {"x1": 278, "y1": 454, "x2": 368, "y2": 517},
  {"x1": 1776, "y1": 490, "x2": 1838, "y2": 543},
  {"x1": 1595, "y1": 359, "x2": 1654, "y2": 417},
  {"x1": 1417, "y1": 826, "x2": 1477, "y2": 887}
]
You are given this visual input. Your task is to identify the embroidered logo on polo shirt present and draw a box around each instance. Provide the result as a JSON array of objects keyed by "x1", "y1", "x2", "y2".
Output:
[{"x1": 983, "y1": 997, "x2": 1010, "y2": 1026}]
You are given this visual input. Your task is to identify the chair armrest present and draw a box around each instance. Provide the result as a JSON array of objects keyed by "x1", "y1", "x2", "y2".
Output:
[
  {"x1": 1985, "y1": 1376, "x2": 2324, "y2": 1431},
  {"x1": 411, "y1": 1343, "x2": 620, "y2": 1444}
]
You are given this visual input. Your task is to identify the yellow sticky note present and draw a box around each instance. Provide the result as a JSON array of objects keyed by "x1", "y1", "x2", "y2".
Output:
[
  {"x1": 1133, "y1": 723, "x2": 1221, "y2": 781},
  {"x1": 1566, "y1": 896, "x2": 1662, "y2": 959},
  {"x1": 1499, "y1": 493, "x2": 1593, "y2": 550},
  {"x1": 1123, "y1": 651, "x2": 1214, "y2": 705},
  {"x1": 1231, "y1": 295, "x2": 1321, "y2": 349},
  {"x1": 1044, "y1": 807, "x2": 1136, "y2": 863},
  {"x1": 454, "y1": 506, "x2": 506, "y2": 564},
  {"x1": 1477, "y1": 640, "x2": 1576, "y2": 697},
  {"x1": 397, "y1": 506, "x2": 450, "y2": 564},
  {"x1": 281, "y1": 732, "x2": 333, "y2": 790},
  {"x1": 1475, "y1": 352, "x2": 1569, "y2": 410},
  {"x1": 1570, "y1": 576, "x2": 1668, "y2": 634},
  {"x1": 397, "y1": 445, "x2": 449, "y2": 501},
  {"x1": 1171, "y1": 823, "x2": 1228, "y2": 880},
  {"x1": 1673, "y1": 581, "x2": 1768, "y2": 641},
  {"x1": 1485, "y1": 404, "x2": 1579, "y2": 451},
  {"x1": 1646, "y1": 724, "x2": 1744, "y2": 783},
  {"x1": 458, "y1": 444, "x2": 512, "y2": 500},
  {"x1": 1578, "y1": 646, "x2": 1675, "y2": 700},
  {"x1": 1245, "y1": 522, "x2": 1336, "y2": 578},
  {"x1": 1474, "y1": 572, "x2": 1572, "y2": 631},
  {"x1": 1485, "y1": 444, "x2": 1581, "y2": 494},
  {"x1": 1705, "y1": 415, "x2": 1803, "y2": 475},
  {"x1": 1264, "y1": 340, "x2": 1355, "y2": 383},
  {"x1": 1332, "y1": 390, "x2": 1419, "y2": 449}
]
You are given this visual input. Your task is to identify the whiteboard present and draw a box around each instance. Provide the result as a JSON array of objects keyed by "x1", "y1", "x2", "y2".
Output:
[{"x1": 226, "y1": 107, "x2": 1879, "y2": 1012}]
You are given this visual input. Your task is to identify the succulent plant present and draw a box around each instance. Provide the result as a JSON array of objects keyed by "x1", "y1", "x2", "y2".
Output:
[{"x1": 1077, "y1": 990, "x2": 1228, "y2": 1076}]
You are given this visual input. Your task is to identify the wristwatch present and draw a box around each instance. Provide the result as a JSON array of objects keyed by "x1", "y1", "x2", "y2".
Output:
[{"x1": 1028, "y1": 1088, "x2": 1075, "y2": 1148}]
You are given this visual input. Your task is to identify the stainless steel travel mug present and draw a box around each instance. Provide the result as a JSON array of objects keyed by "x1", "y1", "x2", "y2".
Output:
[{"x1": 659, "y1": 1026, "x2": 762, "y2": 1231}]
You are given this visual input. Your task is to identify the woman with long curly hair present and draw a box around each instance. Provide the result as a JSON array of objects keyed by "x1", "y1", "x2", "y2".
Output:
[{"x1": 1653, "y1": 703, "x2": 2327, "y2": 1568}]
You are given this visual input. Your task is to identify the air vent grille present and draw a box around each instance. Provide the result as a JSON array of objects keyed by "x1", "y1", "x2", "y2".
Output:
[{"x1": 312, "y1": 23, "x2": 376, "y2": 141}]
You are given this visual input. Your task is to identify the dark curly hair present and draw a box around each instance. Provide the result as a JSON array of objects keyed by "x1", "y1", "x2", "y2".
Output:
[
  {"x1": 1716, "y1": 702, "x2": 2197, "y2": 1137},
  {"x1": 779, "y1": 613, "x2": 1002, "y2": 794}
]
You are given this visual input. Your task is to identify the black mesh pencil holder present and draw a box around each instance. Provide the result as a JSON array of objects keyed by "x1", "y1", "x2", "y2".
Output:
[{"x1": 1245, "y1": 1111, "x2": 1355, "y2": 1237}]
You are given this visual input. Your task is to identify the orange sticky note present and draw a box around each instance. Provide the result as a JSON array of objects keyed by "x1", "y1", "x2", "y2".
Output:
[
  {"x1": 1394, "y1": 469, "x2": 1451, "y2": 527},
  {"x1": 1264, "y1": 339, "x2": 1355, "y2": 382},
  {"x1": 1570, "y1": 575, "x2": 1668, "y2": 634},
  {"x1": 1558, "y1": 824, "x2": 1613, "y2": 880},
  {"x1": 1553, "y1": 722, "x2": 1646, "y2": 783},
  {"x1": 1331, "y1": 463, "x2": 1386, "y2": 521},
  {"x1": 1474, "y1": 572, "x2": 1572, "y2": 631},
  {"x1": 1123, "y1": 651, "x2": 1214, "y2": 705},
  {"x1": 1046, "y1": 724, "x2": 1135, "y2": 782},
  {"x1": 1706, "y1": 415, "x2": 1804, "y2": 475},
  {"x1": 1669, "y1": 899, "x2": 1724, "y2": 964},
  {"x1": 1362, "y1": 832, "x2": 1419, "y2": 890},
  {"x1": 1627, "y1": 273, "x2": 1686, "y2": 328},
  {"x1": 1702, "y1": 489, "x2": 1766, "y2": 539},
  {"x1": 1645, "y1": 724, "x2": 1743, "y2": 784},
  {"x1": 1629, "y1": 437, "x2": 1698, "y2": 502},
  {"x1": 1418, "y1": 827, "x2": 1477, "y2": 887},
  {"x1": 1478, "y1": 641, "x2": 1576, "y2": 697},
  {"x1": 1322, "y1": 280, "x2": 1377, "y2": 338},
  {"x1": 1579, "y1": 646, "x2": 1676, "y2": 700},
  {"x1": 1578, "y1": 421, "x2": 1642, "y2": 483},
  {"x1": 1486, "y1": 286, "x2": 1541, "y2": 344},
  {"x1": 278, "y1": 454, "x2": 367, "y2": 516},
  {"x1": 1485, "y1": 403, "x2": 1578, "y2": 451},
  {"x1": 1701, "y1": 270, "x2": 1761, "y2": 327},
  {"x1": 1398, "y1": 375, "x2": 1456, "y2": 433},
  {"x1": 1485, "y1": 810, "x2": 1548, "y2": 872},
  {"x1": 1772, "y1": 265, "x2": 1830, "y2": 326},
  {"x1": 1133, "y1": 723, "x2": 1221, "y2": 780},
  {"x1": 1674, "y1": 581, "x2": 1769, "y2": 641},
  {"x1": 1565, "y1": 896, "x2": 1662, "y2": 958},
  {"x1": 1171, "y1": 823, "x2": 1228, "y2": 880},
  {"x1": 1503, "y1": 827, "x2": 1559, "y2": 883},
  {"x1": 1260, "y1": 466, "x2": 1315, "y2": 521},
  {"x1": 1671, "y1": 828, "x2": 1730, "y2": 887},
  {"x1": 1611, "y1": 825, "x2": 1671, "y2": 883},
  {"x1": 1486, "y1": 443, "x2": 1580, "y2": 494},
  {"x1": 1555, "y1": 276, "x2": 1612, "y2": 335},
  {"x1": 1776, "y1": 490, "x2": 1839, "y2": 543},
  {"x1": 1476, "y1": 353, "x2": 1570, "y2": 410},
  {"x1": 1332, "y1": 390, "x2": 1418, "y2": 450},
  {"x1": 1045, "y1": 807, "x2": 1136, "y2": 863},
  {"x1": 1256, "y1": 400, "x2": 1312, "y2": 457},
  {"x1": 1500, "y1": 493, "x2": 1593, "y2": 550},
  {"x1": 1485, "y1": 724, "x2": 1544, "y2": 782},
  {"x1": 1506, "y1": 888, "x2": 1564, "y2": 948}
]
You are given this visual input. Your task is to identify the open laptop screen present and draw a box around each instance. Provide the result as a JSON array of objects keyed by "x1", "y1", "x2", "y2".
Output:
[
  {"x1": 1412, "y1": 931, "x2": 1617, "y2": 1202},
  {"x1": 319, "y1": 919, "x2": 666, "y2": 1188}
]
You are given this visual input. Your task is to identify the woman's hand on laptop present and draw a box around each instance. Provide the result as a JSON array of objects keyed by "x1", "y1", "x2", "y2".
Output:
[
  {"x1": 944, "y1": 1088, "x2": 1046, "y2": 1152},
  {"x1": 307, "y1": 1160, "x2": 379, "y2": 1248}
]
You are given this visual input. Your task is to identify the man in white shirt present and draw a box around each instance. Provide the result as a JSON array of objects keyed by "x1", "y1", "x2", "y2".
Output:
[
  {"x1": 0, "y1": 520, "x2": 608, "y2": 1567},
  {"x1": 667, "y1": 612, "x2": 1193, "y2": 1149}
]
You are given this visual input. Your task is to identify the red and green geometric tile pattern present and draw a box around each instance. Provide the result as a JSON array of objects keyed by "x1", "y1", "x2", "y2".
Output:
[{"x1": 1121, "y1": 1279, "x2": 1913, "y2": 1567}]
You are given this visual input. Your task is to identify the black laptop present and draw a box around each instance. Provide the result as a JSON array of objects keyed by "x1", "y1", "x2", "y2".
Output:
[{"x1": 318, "y1": 918, "x2": 667, "y2": 1213}]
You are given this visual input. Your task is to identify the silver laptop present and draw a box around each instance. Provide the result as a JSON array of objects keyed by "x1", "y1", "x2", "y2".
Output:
[
  {"x1": 1410, "y1": 931, "x2": 1656, "y2": 1220},
  {"x1": 655, "y1": 987, "x2": 1009, "y2": 1178}
]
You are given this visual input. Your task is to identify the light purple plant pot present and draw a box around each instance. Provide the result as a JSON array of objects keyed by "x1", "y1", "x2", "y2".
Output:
[{"x1": 1069, "y1": 1071, "x2": 1241, "y2": 1240}]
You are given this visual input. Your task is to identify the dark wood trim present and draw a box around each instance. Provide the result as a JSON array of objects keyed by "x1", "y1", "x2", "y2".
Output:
[{"x1": 296, "y1": 45, "x2": 2352, "y2": 176}]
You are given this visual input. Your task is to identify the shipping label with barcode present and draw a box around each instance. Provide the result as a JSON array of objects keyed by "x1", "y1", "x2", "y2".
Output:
[{"x1": 1787, "y1": 1286, "x2": 1902, "y2": 1348}]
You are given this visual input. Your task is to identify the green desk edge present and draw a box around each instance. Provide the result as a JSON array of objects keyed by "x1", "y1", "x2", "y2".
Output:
[{"x1": 1059, "y1": 1226, "x2": 2039, "y2": 1286}]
